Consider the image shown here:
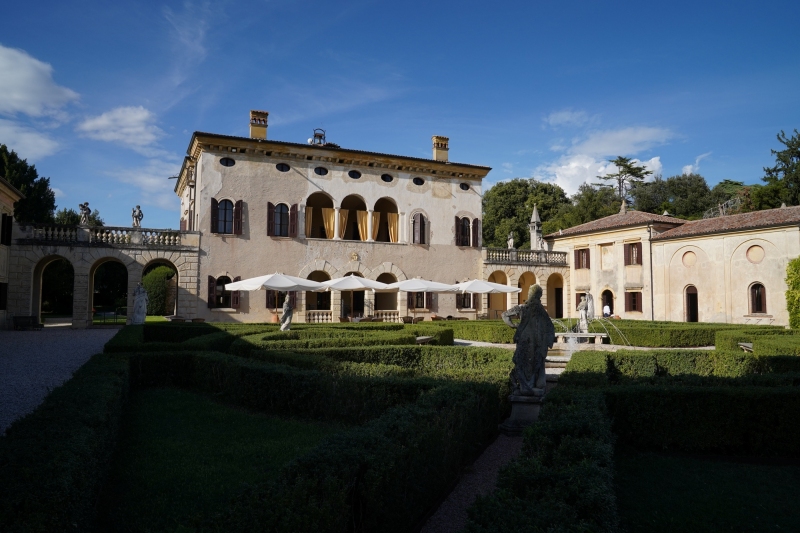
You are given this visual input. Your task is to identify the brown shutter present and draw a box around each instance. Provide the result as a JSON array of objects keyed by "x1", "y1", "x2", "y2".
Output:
[
  {"x1": 624, "y1": 244, "x2": 630, "y2": 266},
  {"x1": 425, "y1": 292, "x2": 432, "y2": 310},
  {"x1": 636, "y1": 243, "x2": 643, "y2": 265},
  {"x1": 625, "y1": 292, "x2": 631, "y2": 312},
  {"x1": 233, "y1": 200, "x2": 243, "y2": 235},
  {"x1": 289, "y1": 291, "x2": 297, "y2": 308},
  {"x1": 210, "y1": 198, "x2": 219, "y2": 234},
  {"x1": 574, "y1": 250, "x2": 580, "y2": 268},
  {"x1": 267, "y1": 202, "x2": 275, "y2": 236},
  {"x1": 586, "y1": 249, "x2": 590, "y2": 269},
  {"x1": 455, "y1": 216, "x2": 462, "y2": 246},
  {"x1": 576, "y1": 293, "x2": 581, "y2": 308},
  {"x1": 231, "y1": 276, "x2": 241, "y2": 308},
  {"x1": 761, "y1": 285, "x2": 767, "y2": 313},
  {"x1": 266, "y1": 290, "x2": 276, "y2": 309},
  {"x1": 207, "y1": 275, "x2": 216, "y2": 308},
  {"x1": 472, "y1": 218, "x2": 480, "y2": 248},
  {"x1": 413, "y1": 213, "x2": 421, "y2": 244},
  {"x1": 289, "y1": 204, "x2": 298, "y2": 237},
  {"x1": 406, "y1": 291, "x2": 414, "y2": 309},
  {"x1": 0, "y1": 283, "x2": 7, "y2": 311}
]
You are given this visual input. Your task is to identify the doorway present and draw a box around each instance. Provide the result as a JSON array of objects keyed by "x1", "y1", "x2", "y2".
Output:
[
  {"x1": 685, "y1": 285, "x2": 698, "y2": 322},
  {"x1": 601, "y1": 290, "x2": 614, "y2": 316}
]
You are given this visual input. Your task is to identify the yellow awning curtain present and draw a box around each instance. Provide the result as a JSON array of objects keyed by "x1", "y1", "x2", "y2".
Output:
[
  {"x1": 338, "y1": 209, "x2": 349, "y2": 239},
  {"x1": 357, "y1": 210, "x2": 368, "y2": 241},
  {"x1": 321, "y1": 208, "x2": 335, "y2": 239},
  {"x1": 387, "y1": 213, "x2": 398, "y2": 243},
  {"x1": 371, "y1": 211, "x2": 380, "y2": 241},
  {"x1": 305, "y1": 206, "x2": 314, "y2": 238}
]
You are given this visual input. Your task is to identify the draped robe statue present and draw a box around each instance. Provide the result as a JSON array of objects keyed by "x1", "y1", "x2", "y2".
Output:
[
  {"x1": 279, "y1": 297, "x2": 294, "y2": 331},
  {"x1": 501, "y1": 284, "x2": 554, "y2": 395}
]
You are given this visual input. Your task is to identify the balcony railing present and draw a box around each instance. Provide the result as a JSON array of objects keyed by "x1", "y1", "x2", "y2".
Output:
[
  {"x1": 484, "y1": 247, "x2": 567, "y2": 266},
  {"x1": 17, "y1": 224, "x2": 198, "y2": 249},
  {"x1": 306, "y1": 310, "x2": 333, "y2": 323}
]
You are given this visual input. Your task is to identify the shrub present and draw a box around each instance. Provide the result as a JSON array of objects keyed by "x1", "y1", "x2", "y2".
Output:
[
  {"x1": 786, "y1": 256, "x2": 800, "y2": 329},
  {"x1": 0, "y1": 354, "x2": 129, "y2": 533},
  {"x1": 229, "y1": 331, "x2": 418, "y2": 356},
  {"x1": 142, "y1": 265, "x2": 175, "y2": 315},
  {"x1": 715, "y1": 327, "x2": 793, "y2": 353},
  {"x1": 753, "y1": 335, "x2": 800, "y2": 356}
]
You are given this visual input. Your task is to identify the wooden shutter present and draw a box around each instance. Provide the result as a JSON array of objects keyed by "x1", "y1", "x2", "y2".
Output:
[
  {"x1": 635, "y1": 243, "x2": 642, "y2": 265},
  {"x1": 760, "y1": 285, "x2": 767, "y2": 313},
  {"x1": 586, "y1": 249, "x2": 590, "y2": 269},
  {"x1": 624, "y1": 292, "x2": 631, "y2": 312},
  {"x1": 574, "y1": 250, "x2": 580, "y2": 268},
  {"x1": 407, "y1": 291, "x2": 414, "y2": 309},
  {"x1": 267, "y1": 202, "x2": 275, "y2": 236},
  {"x1": 624, "y1": 244, "x2": 631, "y2": 266},
  {"x1": 289, "y1": 291, "x2": 297, "y2": 308},
  {"x1": 266, "y1": 290, "x2": 276, "y2": 309},
  {"x1": 413, "y1": 213, "x2": 421, "y2": 244},
  {"x1": 231, "y1": 276, "x2": 241, "y2": 308},
  {"x1": 576, "y1": 293, "x2": 581, "y2": 308},
  {"x1": 421, "y1": 215, "x2": 427, "y2": 244},
  {"x1": 455, "y1": 216, "x2": 462, "y2": 246},
  {"x1": 233, "y1": 200, "x2": 243, "y2": 235},
  {"x1": 210, "y1": 198, "x2": 219, "y2": 234},
  {"x1": 207, "y1": 275, "x2": 216, "y2": 308},
  {"x1": 472, "y1": 218, "x2": 480, "y2": 248},
  {"x1": 425, "y1": 292, "x2": 432, "y2": 310},
  {"x1": 288, "y1": 204, "x2": 298, "y2": 237}
]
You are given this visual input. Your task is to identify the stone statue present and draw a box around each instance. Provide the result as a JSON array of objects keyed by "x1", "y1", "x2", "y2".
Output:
[
  {"x1": 501, "y1": 284, "x2": 554, "y2": 395},
  {"x1": 132, "y1": 205, "x2": 144, "y2": 227},
  {"x1": 279, "y1": 296, "x2": 294, "y2": 331},
  {"x1": 577, "y1": 295, "x2": 589, "y2": 333},
  {"x1": 507, "y1": 231, "x2": 515, "y2": 249},
  {"x1": 79, "y1": 202, "x2": 91, "y2": 225},
  {"x1": 131, "y1": 283, "x2": 149, "y2": 325}
]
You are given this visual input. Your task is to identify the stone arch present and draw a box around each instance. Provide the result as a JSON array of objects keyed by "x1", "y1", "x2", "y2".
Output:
[
  {"x1": 140, "y1": 257, "x2": 180, "y2": 317},
  {"x1": 545, "y1": 272, "x2": 565, "y2": 318},
  {"x1": 305, "y1": 192, "x2": 335, "y2": 239},
  {"x1": 367, "y1": 262, "x2": 408, "y2": 282},
  {"x1": 373, "y1": 197, "x2": 399, "y2": 243},
  {"x1": 600, "y1": 288, "x2": 615, "y2": 316},
  {"x1": 335, "y1": 261, "x2": 370, "y2": 279},
  {"x1": 32, "y1": 254, "x2": 75, "y2": 325},
  {"x1": 517, "y1": 271, "x2": 537, "y2": 305},
  {"x1": 88, "y1": 255, "x2": 130, "y2": 325},
  {"x1": 298, "y1": 259, "x2": 337, "y2": 280},
  {"x1": 340, "y1": 195, "x2": 368, "y2": 241},
  {"x1": 486, "y1": 269, "x2": 512, "y2": 319}
]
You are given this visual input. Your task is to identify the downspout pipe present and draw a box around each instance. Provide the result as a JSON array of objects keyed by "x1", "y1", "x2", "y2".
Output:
[{"x1": 648, "y1": 223, "x2": 655, "y2": 321}]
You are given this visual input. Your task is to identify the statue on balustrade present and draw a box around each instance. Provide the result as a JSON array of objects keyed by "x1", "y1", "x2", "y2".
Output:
[
  {"x1": 501, "y1": 284, "x2": 554, "y2": 395},
  {"x1": 507, "y1": 231, "x2": 515, "y2": 249},
  {"x1": 131, "y1": 283, "x2": 149, "y2": 325},
  {"x1": 79, "y1": 202, "x2": 91, "y2": 226},
  {"x1": 132, "y1": 205, "x2": 144, "y2": 227},
  {"x1": 280, "y1": 296, "x2": 294, "y2": 331}
]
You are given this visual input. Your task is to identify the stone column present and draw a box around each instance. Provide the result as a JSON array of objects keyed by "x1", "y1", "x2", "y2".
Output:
[
  {"x1": 72, "y1": 271, "x2": 90, "y2": 328},
  {"x1": 367, "y1": 209, "x2": 374, "y2": 242},
  {"x1": 299, "y1": 203, "x2": 306, "y2": 240},
  {"x1": 399, "y1": 212, "x2": 406, "y2": 243},
  {"x1": 333, "y1": 207, "x2": 341, "y2": 240}
]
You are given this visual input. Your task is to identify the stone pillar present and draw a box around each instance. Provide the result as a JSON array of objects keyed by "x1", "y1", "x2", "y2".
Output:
[
  {"x1": 333, "y1": 207, "x2": 341, "y2": 240},
  {"x1": 399, "y1": 212, "x2": 406, "y2": 243},
  {"x1": 367, "y1": 209, "x2": 374, "y2": 242},
  {"x1": 77, "y1": 226, "x2": 90, "y2": 243},
  {"x1": 72, "y1": 271, "x2": 90, "y2": 328},
  {"x1": 130, "y1": 228, "x2": 143, "y2": 245}
]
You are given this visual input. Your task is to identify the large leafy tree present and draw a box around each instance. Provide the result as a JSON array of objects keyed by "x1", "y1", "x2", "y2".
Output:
[
  {"x1": 596, "y1": 156, "x2": 653, "y2": 200},
  {"x1": 54, "y1": 207, "x2": 104, "y2": 226},
  {"x1": 545, "y1": 184, "x2": 620, "y2": 234},
  {"x1": 0, "y1": 144, "x2": 56, "y2": 223},
  {"x1": 482, "y1": 178, "x2": 570, "y2": 248},
  {"x1": 762, "y1": 129, "x2": 800, "y2": 206}
]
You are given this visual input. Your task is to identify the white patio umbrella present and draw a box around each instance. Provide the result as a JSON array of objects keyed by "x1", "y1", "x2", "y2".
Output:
[
  {"x1": 225, "y1": 272, "x2": 327, "y2": 314},
  {"x1": 448, "y1": 279, "x2": 521, "y2": 294},
  {"x1": 384, "y1": 278, "x2": 456, "y2": 321},
  {"x1": 321, "y1": 274, "x2": 391, "y2": 319}
]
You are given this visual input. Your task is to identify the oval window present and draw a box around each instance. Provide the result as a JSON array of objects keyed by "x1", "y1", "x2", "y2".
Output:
[
  {"x1": 459, "y1": 182, "x2": 470, "y2": 191},
  {"x1": 381, "y1": 174, "x2": 394, "y2": 183},
  {"x1": 413, "y1": 177, "x2": 425, "y2": 186},
  {"x1": 219, "y1": 157, "x2": 235, "y2": 167},
  {"x1": 348, "y1": 170, "x2": 362, "y2": 179},
  {"x1": 276, "y1": 163, "x2": 290, "y2": 172},
  {"x1": 314, "y1": 166, "x2": 328, "y2": 176}
]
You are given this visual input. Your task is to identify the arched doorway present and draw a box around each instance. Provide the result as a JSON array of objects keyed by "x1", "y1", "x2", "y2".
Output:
[
  {"x1": 305, "y1": 192, "x2": 335, "y2": 239},
  {"x1": 685, "y1": 285, "x2": 698, "y2": 322},
  {"x1": 142, "y1": 261, "x2": 179, "y2": 317},
  {"x1": 546, "y1": 273, "x2": 564, "y2": 318},
  {"x1": 35, "y1": 256, "x2": 74, "y2": 326},
  {"x1": 306, "y1": 270, "x2": 331, "y2": 311},
  {"x1": 518, "y1": 272, "x2": 536, "y2": 305},
  {"x1": 487, "y1": 271, "x2": 508, "y2": 319},
  {"x1": 341, "y1": 271, "x2": 365, "y2": 317},
  {"x1": 340, "y1": 196, "x2": 367, "y2": 241},
  {"x1": 375, "y1": 273, "x2": 398, "y2": 311},
  {"x1": 601, "y1": 289, "x2": 614, "y2": 317},
  {"x1": 90, "y1": 259, "x2": 128, "y2": 325},
  {"x1": 373, "y1": 198, "x2": 399, "y2": 243}
]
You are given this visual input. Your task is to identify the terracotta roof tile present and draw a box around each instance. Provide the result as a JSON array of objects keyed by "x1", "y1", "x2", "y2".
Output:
[
  {"x1": 652, "y1": 206, "x2": 800, "y2": 240},
  {"x1": 546, "y1": 210, "x2": 685, "y2": 238}
]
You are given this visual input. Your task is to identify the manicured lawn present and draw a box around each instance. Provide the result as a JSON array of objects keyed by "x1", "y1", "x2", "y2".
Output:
[
  {"x1": 615, "y1": 446, "x2": 800, "y2": 532},
  {"x1": 100, "y1": 388, "x2": 345, "y2": 532}
]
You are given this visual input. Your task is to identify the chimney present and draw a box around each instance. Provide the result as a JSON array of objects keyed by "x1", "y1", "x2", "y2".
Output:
[
  {"x1": 432, "y1": 135, "x2": 449, "y2": 161},
  {"x1": 250, "y1": 110, "x2": 268, "y2": 139}
]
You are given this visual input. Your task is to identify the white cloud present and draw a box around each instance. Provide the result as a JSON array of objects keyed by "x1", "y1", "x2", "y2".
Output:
[
  {"x1": 570, "y1": 127, "x2": 673, "y2": 157},
  {"x1": 114, "y1": 159, "x2": 181, "y2": 211},
  {"x1": 543, "y1": 109, "x2": 589, "y2": 128},
  {"x1": 0, "y1": 118, "x2": 60, "y2": 159},
  {"x1": 0, "y1": 44, "x2": 79, "y2": 118},
  {"x1": 535, "y1": 153, "x2": 664, "y2": 195},
  {"x1": 682, "y1": 151, "x2": 712, "y2": 175},
  {"x1": 163, "y1": 2, "x2": 211, "y2": 88},
  {"x1": 501, "y1": 162, "x2": 514, "y2": 174},
  {"x1": 52, "y1": 187, "x2": 65, "y2": 198},
  {"x1": 76, "y1": 106, "x2": 166, "y2": 154}
]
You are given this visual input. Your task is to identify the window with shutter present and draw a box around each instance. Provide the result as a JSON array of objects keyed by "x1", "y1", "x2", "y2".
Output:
[
  {"x1": 413, "y1": 213, "x2": 424, "y2": 244},
  {"x1": 210, "y1": 198, "x2": 219, "y2": 234},
  {"x1": 425, "y1": 292, "x2": 433, "y2": 310},
  {"x1": 267, "y1": 202, "x2": 275, "y2": 236},
  {"x1": 233, "y1": 200, "x2": 243, "y2": 235},
  {"x1": 231, "y1": 276, "x2": 241, "y2": 308},
  {"x1": 624, "y1": 244, "x2": 631, "y2": 266},
  {"x1": 289, "y1": 204, "x2": 298, "y2": 237},
  {"x1": 274, "y1": 204, "x2": 289, "y2": 236},
  {"x1": 407, "y1": 291, "x2": 414, "y2": 309},
  {"x1": 266, "y1": 290, "x2": 276, "y2": 309},
  {"x1": 207, "y1": 275, "x2": 216, "y2": 308},
  {"x1": 634, "y1": 243, "x2": 642, "y2": 265},
  {"x1": 624, "y1": 292, "x2": 631, "y2": 312},
  {"x1": 472, "y1": 218, "x2": 480, "y2": 248},
  {"x1": 576, "y1": 292, "x2": 586, "y2": 308},
  {"x1": 751, "y1": 283, "x2": 766, "y2": 313},
  {"x1": 455, "y1": 216, "x2": 461, "y2": 246}
]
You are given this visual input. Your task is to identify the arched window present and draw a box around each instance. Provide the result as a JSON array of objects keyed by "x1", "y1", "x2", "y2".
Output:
[
  {"x1": 274, "y1": 204, "x2": 289, "y2": 237},
  {"x1": 218, "y1": 200, "x2": 234, "y2": 234},
  {"x1": 455, "y1": 217, "x2": 471, "y2": 246},
  {"x1": 685, "y1": 285, "x2": 698, "y2": 322},
  {"x1": 750, "y1": 283, "x2": 766, "y2": 314},
  {"x1": 215, "y1": 276, "x2": 232, "y2": 308}
]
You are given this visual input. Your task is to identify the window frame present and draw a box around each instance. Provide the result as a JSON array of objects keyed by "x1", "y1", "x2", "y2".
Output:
[
  {"x1": 217, "y1": 199, "x2": 234, "y2": 234},
  {"x1": 574, "y1": 248, "x2": 590, "y2": 270},
  {"x1": 750, "y1": 283, "x2": 767, "y2": 314},
  {"x1": 625, "y1": 291, "x2": 643, "y2": 313},
  {"x1": 274, "y1": 203, "x2": 290, "y2": 237},
  {"x1": 624, "y1": 242, "x2": 643, "y2": 266}
]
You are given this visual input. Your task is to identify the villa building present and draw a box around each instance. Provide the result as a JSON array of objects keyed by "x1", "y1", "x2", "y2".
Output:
[{"x1": 0, "y1": 177, "x2": 24, "y2": 327}]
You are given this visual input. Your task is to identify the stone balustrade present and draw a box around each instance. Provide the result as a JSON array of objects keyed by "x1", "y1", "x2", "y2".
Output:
[
  {"x1": 15, "y1": 224, "x2": 198, "y2": 249},
  {"x1": 375, "y1": 310, "x2": 400, "y2": 322},
  {"x1": 484, "y1": 247, "x2": 567, "y2": 266},
  {"x1": 306, "y1": 310, "x2": 333, "y2": 323},
  {"x1": 30, "y1": 224, "x2": 79, "y2": 243}
]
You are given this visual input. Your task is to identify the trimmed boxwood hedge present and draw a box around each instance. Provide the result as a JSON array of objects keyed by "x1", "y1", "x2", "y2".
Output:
[
  {"x1": 714, "y1": 327, "x2": 794, "y2": 353},
  {"x1": 0, "y1": 354, "x2": 129, "y2": 533},
  {"x1": 753, "y1": 335, "x2": 800, "y2": 356}
]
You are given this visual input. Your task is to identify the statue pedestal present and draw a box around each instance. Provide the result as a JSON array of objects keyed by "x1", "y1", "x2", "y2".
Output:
[{"x1": 499, "y1": 391, "x2": 545, "y2": 436}]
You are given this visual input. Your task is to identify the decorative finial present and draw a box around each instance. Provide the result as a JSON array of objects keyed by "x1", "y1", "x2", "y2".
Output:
[{"x1": 619, "y1": 200, "x2": 627, "y2": 214}]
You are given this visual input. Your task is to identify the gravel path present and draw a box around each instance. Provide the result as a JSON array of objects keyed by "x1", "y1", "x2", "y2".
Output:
[
  {"x1": 0, "y1": 328, "x2": 119, "y2": 435},
  {"x1": 421, "y1": 434, "x2": 524, "y2": 533}
]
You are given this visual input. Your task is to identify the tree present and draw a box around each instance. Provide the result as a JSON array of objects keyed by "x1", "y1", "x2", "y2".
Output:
[
  {"x1": 786, "y1": 256, "x2": 800, "y2": 329},
  {"x1": 0, "y1": 144, "x2": 56, "y2": 223},
  {"x1": 482, "y1": 178, "x2": 570, "y2": 248},
  {"x1": 596, "y1": 156, "x2": 653, "y2": 200},
  {"x1": 631, "y1": 175, "x2": 670, "y2": 214},
  {"x1": 54, "y1": 207, "x2": 104, "y2": 226},
  {"x1": 762, "y1": 129, "x2": 800, "y2": 206},
  {"x1": 545, "y1": 184, "x2": 620, "y2": 234}
]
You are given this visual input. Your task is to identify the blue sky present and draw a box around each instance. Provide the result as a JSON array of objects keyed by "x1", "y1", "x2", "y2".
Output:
[{"x1": 1, "y1": 0, "x2": 799, "y2": 228}]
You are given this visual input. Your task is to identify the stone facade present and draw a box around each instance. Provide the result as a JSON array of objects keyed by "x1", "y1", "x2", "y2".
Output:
[{"x1": 0, "y1": 177, "x2": 24, "y2": 328}]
